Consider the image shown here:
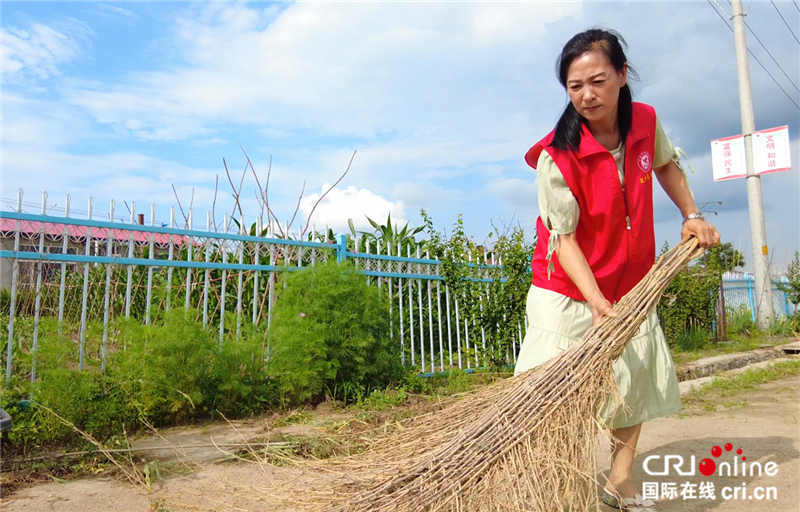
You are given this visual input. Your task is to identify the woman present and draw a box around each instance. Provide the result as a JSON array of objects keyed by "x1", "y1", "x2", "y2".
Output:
[{"x1": 515, "y1": 29, "x2": 720, "y2": 511}]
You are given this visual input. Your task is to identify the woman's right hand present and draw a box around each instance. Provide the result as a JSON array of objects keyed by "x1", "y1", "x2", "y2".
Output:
[{"x1": 590, "y1": 297, "x2": 617, "y2": 326}]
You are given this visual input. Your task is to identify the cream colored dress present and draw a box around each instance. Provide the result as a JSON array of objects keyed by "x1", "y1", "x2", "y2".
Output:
[{"x1": 515, "y1": 117, "x2": 687, "y2": 429}]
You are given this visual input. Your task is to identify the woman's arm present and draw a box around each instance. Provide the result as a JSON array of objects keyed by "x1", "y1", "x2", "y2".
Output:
[
  {"x1": 653, "y1": 160, "x2": 720, "y2": 248},
  {"x1": 536, "y1": 149, "x2": 616, "y2": 326},
  {"x1": 555, "y1": 233, "x2": 617, "y2": 326}
]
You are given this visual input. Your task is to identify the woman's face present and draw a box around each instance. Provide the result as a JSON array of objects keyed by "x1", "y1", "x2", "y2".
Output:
[{"x1": 565, "y1": 50, "x2": 627, "y2": 126}]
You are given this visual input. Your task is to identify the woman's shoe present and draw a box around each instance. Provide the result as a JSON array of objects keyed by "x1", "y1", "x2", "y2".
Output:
[{"x1": 601, "y1": 487, "x2": 657, "y2": 512}]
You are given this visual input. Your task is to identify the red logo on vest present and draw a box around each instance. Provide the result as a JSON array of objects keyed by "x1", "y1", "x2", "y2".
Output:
[{"x1": 638, "y1": 151, "x2": 652, "y2": 173}]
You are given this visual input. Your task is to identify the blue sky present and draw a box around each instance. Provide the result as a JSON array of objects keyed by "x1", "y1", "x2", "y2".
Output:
[{"x1": 2, "y1": 1, "x2": 799, "y2": 271}]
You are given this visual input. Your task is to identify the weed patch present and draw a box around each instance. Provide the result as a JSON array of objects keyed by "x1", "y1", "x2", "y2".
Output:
[
  {"x1": 358, "y1": 388, "x2": 408, "y2": 411},
  {"x1": 699, "y1": 360, "x2": 800, "y2": 394},
  {"x1": 671, "y1": 337, "x2": 766, "y2": 365},
  {"x1": 273, "y1": 410, "x2": 312, "y2": 428},
  {"x1": 680, "y1": 360, "x2": 800, "y2": 416}
]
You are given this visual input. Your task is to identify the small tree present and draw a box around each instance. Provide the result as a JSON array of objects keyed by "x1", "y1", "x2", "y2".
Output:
[
  {"x1": 779, "y1": 251, "x2": 800, "y2": 306},
  {"x1": 703, "y1": 242, "x2": 745, "y2": 273},
  {"x1": 657, "y1": 242, "x2": 719, "y2": 347}
]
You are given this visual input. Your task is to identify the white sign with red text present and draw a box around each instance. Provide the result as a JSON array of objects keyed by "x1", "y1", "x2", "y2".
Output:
[
  {"x1": 752, "y1": 125, "x2": 791, "y2": 175},
  {"x1": 711, "y1": 134, "x2": 747, "y2": 181},
  {"x1": 711, "y1": 126, "x2": 792, "y2": 182}
]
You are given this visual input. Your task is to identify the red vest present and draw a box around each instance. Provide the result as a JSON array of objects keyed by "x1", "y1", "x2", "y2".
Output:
[{"x1": 525, "y1": 102, "x2": 657, "y2": 303}]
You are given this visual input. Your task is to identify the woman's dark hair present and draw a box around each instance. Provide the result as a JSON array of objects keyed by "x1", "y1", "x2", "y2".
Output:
[{"x1": 551, "y1": 28, "x2": 638, "y2": 151}]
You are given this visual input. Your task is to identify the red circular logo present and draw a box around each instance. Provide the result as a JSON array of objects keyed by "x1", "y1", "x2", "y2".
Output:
[
  {"x1": 638, "y1": 151, "x2": 652, "y2": 173},
  {"x1": 699, "y1": 458, "x2": 717, "y2": 476}
]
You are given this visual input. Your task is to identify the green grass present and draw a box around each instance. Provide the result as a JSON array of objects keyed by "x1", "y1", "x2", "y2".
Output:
[
  {"x1": 679, "y1": 360, "x2": 800, "y2": 417},
  {"x1": 401, "y1": 368, "x2": 504, "y2": 397},
  {"x1": 670, "y1": 337, "x2": 769, "y2": 366},
  {"x1": 698, "y1": 359, "x2": 800, "y2": 395},
  {"x1": 719, "y1": 400, "x2": 748, "y2": 409},
  {"x1": 674, "y1": 325, "x2": 709, "y2": 353},
  {"x1": 357, "y1": 388, "x2": 408, "y2": 411},
  {"x1": 726, "y1": 307, "x2": 758, "y2": 338},
  {"x1": 272, "y1": 410, "x2": 313, "y2": 428},
  {"x1": 766, "y1": 315, "x2": 800, "y2": 337}
]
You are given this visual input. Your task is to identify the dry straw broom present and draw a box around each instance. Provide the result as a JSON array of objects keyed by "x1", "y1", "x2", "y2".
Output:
[{"x1": 262, "y1": 237, "x2": 705, "y2": 512}]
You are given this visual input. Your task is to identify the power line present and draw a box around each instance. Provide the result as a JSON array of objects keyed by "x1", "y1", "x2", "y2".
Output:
[
  {"x1": 793, "y1": 0, "x2": 800, "y2": 13},
  {"x1": 707, "y1": 0, "x2": 800, "y2": 111},
  {"x1": 770, "y1": 0, "x2": 800, "y2": 45},
  {"x1": 744, "y1": 21, "x2": 800, "y2": 93}
]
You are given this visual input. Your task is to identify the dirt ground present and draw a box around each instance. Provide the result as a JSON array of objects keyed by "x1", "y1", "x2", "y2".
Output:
[
  {"x1": 3, "y1": 376, "x2": 798, "y2": 512},
  {"x1": 596, "y1": 375, "x2": 800, "y2": 511}
]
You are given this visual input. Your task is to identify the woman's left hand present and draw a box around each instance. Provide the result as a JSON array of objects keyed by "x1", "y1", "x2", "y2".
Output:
[{"x1": 681, "y1": 218, "x2": 720, "y2": 249}]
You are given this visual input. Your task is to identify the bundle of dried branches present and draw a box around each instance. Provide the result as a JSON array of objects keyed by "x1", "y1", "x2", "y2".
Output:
[{"x1": 260, "y1": 237, "x2": 704, "y2": 512}]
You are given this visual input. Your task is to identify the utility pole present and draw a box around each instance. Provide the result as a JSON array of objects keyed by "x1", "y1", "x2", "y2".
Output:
[{"x1": 730, "y1": 0, "x2": 775, "y2": 329}]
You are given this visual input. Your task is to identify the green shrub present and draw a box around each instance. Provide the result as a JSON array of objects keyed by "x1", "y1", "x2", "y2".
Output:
[
  {"x1": 675, "y1": 324, "x2": 709, "y2": 352},
  {"x1": 110, "y1": 310, "x2": 276, "y2": 421},
  {"x1": 359, "y1": 388, "x2": 408, "y2": 411},
  {"x1": 399, "y1": 368, "x2": 480, "y2": 396},
  {"x1": 421, "y1": 211, "x2": 534, "y2": 370},
  {"x1": 657, "y1": 243, "x2": 719, "y2": 347},
  {"x1": 766, "y1": 314, "x2": 800, "y2": 337},
  {"x1": 111, "y1": 310, "x2": 218, "y2": 423},
  {"x1": 727, "y1": 306, "x2": 757, "y2": 337},
  {"x1": 778, "y1": 251, "x2": 800, "y2": 306},
  {"x1": 1, "y1": 310, "x2": 277, "y2": 454},
  {"x1": 267, "y1": 261, "x2": 404, "y2": 406},
  {"x1": 442, "y1": 368, "x2": 472, "y2": 394},
  {"x1": 211, "y1": 325, "x2": 275, "y2": 415},
  {"x1": 401, "y1": 372, "x2": 436, "y2": 395}
]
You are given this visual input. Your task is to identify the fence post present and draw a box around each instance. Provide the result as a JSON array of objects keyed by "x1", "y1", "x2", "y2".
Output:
[
  {"x1": 746, "y1": 273, "x2": 756, "y2": 323},
  {"x1": 30, "y1": 192, "x2": 48, "y2": 392},
  {"x1": 717, "y1": 276, "x2": 728, "y2": 342},
  {"x1": 100, "y1": 200, "x2": 115, "y2": 373},
  {"x1": 337, "y1": 234, "x2": 347, "y2": 263},
  {"x1": 782, "y1": 276, "x2": 790, "y2": 317},
  {"x1": 78, "y1": 197, "x2": 94, "y2": 371},
  {"x1": 4, "y1": 190, "x2": 23, "y2": 386},
  {"x1": 57, "y1": 194, "x2": 70, "y2": 336}
]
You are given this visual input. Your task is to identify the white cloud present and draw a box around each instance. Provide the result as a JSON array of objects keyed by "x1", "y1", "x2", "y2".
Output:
[
  {"x1": 299, "y1": 185, "x2": 406, "y2": 234},
  {"x1": 1, "y1": 93, "x2": 94, "y2": 149},
  {"x1": 1, "y1": 146, "x2": 222, "y2": 219},
  {"x1": 393, "y1": 181, "x2": 464, "y2": 213},
  {"x1": 64, "y1": 2, "x2": 581, "y2": 142},
  {"x1": 486, "y1": 178, "x2": 538, "y2": 213},
  {"x1": 96, "y1": 4, "x2": 137, "y2": 18},
  {"x1": 1, "y1": 21, "x2": 91, "y2": 81},
  {"x1": 2, "y1": 2, "x2": 581, "y2": 238}
]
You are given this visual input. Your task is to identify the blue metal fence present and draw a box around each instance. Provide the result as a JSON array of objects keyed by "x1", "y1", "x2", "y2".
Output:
[
  {"x1": 3, "y1": 191, "x2": 795, "y2": 389},
  {"x1": 721, "y1": 273, "x2": 796, "y2": 320},
  {"x1": 1, "y1": 192, "x2": 522, "y2": 387}
]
